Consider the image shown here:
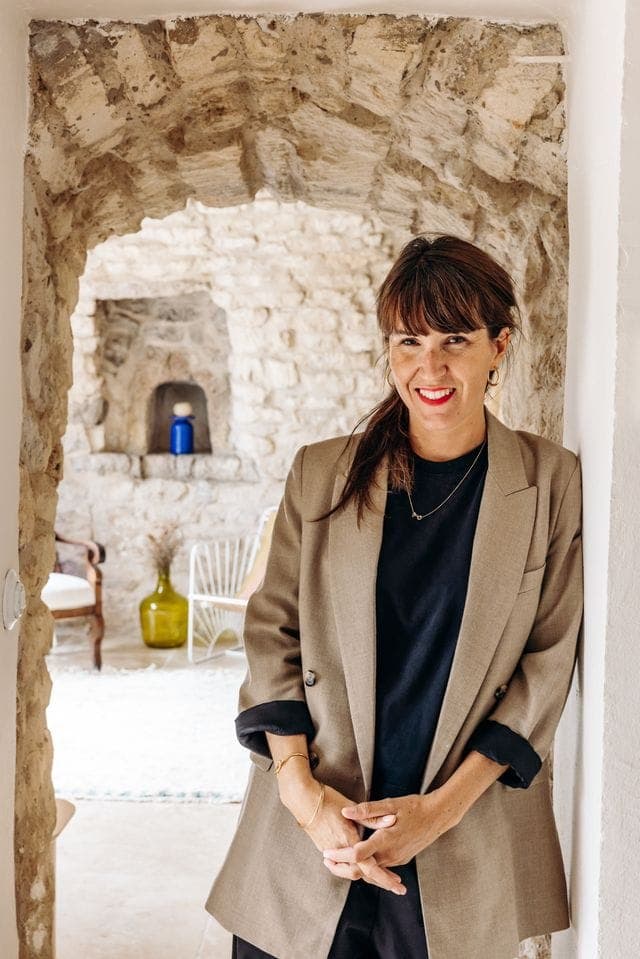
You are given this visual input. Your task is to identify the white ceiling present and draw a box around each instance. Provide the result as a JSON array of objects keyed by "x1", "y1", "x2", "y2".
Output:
[{"x1": 14, "y1": 0, "x2": 569, "y2": 25}]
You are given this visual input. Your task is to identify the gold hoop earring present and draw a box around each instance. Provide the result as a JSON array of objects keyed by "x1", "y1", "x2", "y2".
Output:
[{"x1": 487, "y1": 367, "x2": 500, "y2": 387}]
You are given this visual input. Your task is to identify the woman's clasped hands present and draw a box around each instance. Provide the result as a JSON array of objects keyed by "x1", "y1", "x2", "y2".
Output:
[
  {"x1": 323, "y1": 791, "x2": 459, "y2": 885},
  {"x1": 281, "y1": 778, "x2": 406, "y2": 894},
  {"x1": 280, "y1": 774, "x2": 460, "y2": 897}
]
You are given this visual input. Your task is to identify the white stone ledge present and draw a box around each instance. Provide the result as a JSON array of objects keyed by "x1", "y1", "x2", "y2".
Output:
[{"x1": 68, "y1": 452, "x2": 260, "y2": 483}]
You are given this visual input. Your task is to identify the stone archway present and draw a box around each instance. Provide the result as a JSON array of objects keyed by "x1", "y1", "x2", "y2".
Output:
[{"x1": 19, "y1": 13, "x2": 567, "y2": 957}]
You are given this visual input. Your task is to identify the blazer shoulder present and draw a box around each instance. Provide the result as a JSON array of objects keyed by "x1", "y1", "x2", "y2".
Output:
[
  {"x1": 294, "y1": 432, "x2": 364, "y2": 510},
  {"x1": 513, "y1": 426, "x2": 579, "y2": 490},
  {"x1": 301, "y1": 431, "x2": 364, "y2": 472}
]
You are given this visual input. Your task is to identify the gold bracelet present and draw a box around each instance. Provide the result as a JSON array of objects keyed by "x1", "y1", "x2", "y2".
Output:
[
  {"x1": 296, "y1": 783, "x2": 325, "y2": 830},
  {"x1": 274, "y1": 752, "x2": 309, "y2": 776}
]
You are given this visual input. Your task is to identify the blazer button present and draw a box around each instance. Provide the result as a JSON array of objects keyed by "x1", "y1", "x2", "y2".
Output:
[
  {"x1": 304, "y1": 670, "x2": 316, "y2": 687},
  {"x1": 494, "y1": 683, "x2": 508, "y2": 700}
]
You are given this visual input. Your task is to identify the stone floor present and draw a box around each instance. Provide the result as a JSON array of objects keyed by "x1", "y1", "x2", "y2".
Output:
[{"x1": 47, "y1": 623, "x2": 247, "y2": 959}]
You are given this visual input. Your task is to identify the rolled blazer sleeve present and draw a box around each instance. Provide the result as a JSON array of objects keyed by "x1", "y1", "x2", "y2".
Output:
[
  {"x1": 235, "y1": 444, "x2": 316, "y2": 760},
  {"x1": 466, "y1": 454, "x2": 584, "y2": 787},
  {"x1": 466, "y1": 719, "x2": 542, "y2": 788}
]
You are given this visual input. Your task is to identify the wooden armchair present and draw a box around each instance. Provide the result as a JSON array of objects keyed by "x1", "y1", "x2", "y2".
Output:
[{"x1": 41, "y1": 532, "x2": 106, "y2": 670}]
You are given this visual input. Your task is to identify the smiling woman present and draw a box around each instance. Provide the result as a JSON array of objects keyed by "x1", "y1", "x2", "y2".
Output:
[
  {"x1": 386, "y1": 324, "x2": 510, "y2": 458},
  {"x1": 204, "y1": 235, "x2": 583, "y2": 959}
]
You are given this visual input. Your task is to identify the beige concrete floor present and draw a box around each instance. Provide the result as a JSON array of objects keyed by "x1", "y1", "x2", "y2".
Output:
[
  {"x1": 47, "y1": 624, "x2": 246, "y2": 959},
  {"x1": 54, "y1": 799, "x2": 238, "y2": 959}
]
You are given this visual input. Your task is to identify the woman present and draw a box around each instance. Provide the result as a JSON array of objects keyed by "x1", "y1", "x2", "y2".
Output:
[{"x1": 204, "y1": 235, "x2": 584, "y2": 959}]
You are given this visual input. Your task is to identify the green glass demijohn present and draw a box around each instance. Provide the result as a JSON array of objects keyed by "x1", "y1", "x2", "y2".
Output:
[{"x1": 139, "y1": 564, "x2": 188, "y2": 648}]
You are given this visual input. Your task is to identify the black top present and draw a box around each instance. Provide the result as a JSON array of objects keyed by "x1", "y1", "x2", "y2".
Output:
[
  {"x1": 370, "y1": 438, "x2": 488, "y2": 798},
  {"x1": 236, "y1": 439, "x2": 542, "y2": 790}
]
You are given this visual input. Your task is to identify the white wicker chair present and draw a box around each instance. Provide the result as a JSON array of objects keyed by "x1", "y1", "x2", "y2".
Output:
[{"x1": 187, "y1": 506, "x2": 278, "y2": 664}]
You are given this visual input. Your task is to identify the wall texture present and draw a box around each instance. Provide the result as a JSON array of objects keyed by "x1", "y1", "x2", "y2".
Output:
[
  {"x1": 56, "y1": 193, "x2": 397, "y2": 638},
  {"x1": 21, "y1": 14, "x2": 568, "y2": 958}
]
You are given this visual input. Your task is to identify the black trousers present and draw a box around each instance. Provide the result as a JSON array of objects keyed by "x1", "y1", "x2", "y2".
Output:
[{"x1": 231, "y1": 830, "x2": 428, "y2": 959}]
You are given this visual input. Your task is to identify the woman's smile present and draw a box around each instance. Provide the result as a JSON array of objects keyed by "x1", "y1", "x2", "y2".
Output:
[{"x1": 415, "y1": 387, "x2": 456, "y2": 406}]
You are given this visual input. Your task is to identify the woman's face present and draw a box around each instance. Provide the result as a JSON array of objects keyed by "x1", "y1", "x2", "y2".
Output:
[{"x1": 387, "y1": 323, "x2": 511, "y2": 440}]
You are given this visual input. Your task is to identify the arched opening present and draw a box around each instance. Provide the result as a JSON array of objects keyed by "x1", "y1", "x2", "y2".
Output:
[{"x1": 19, "y1": 12, "x2": 568, "y2": 957}]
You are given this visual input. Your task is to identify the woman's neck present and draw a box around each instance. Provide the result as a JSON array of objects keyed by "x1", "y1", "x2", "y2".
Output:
[{"x1": 408, "y1": 409, "x2": 487, "y2": 462}]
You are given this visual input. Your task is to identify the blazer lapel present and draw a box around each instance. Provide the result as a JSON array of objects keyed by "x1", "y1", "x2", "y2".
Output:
[
  {"x1": 328, "y1": 407, "x2": 538, "y2": 798},
  {"x1": 328, "y1": 441, "x2": 387, "y2": 799}
]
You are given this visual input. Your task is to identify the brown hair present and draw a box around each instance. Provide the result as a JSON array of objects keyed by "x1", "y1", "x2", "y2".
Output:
[{"x1": 311, "y1": 234, "x2": 522, "y2": 525}]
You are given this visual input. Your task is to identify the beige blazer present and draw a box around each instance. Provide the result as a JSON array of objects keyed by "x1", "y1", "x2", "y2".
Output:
[{"x1": 205, "y1": 406, "x2": 584, "y2": 959}]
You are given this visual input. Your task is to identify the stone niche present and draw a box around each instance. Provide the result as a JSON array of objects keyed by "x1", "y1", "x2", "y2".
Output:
[
  {"x1": 19, "y1": 14, "x2": 569, "y2": 959},
  {"x1": 148, "y1": 382, "x2": 211, "y2": 454},
  {"x1": 94, "y1": 293, "x2": 224, "y2": 455}
]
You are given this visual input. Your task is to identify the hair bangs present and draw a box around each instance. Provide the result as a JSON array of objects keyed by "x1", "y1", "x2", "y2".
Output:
[{"x1": 378, "y1": 266, "x2": 487, "y2": 339}]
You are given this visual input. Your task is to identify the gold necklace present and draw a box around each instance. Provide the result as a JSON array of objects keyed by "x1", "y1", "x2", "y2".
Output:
[{"x1": 406, "y1": 439, "x2": 487, "y2": 521}]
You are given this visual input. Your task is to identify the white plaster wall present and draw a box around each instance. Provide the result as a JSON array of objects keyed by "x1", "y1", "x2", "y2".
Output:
[
  {"x1": 552, "y1": 3, "x2": 625, "y2": 957},
  {"x1": 0, "y1": 9, "x2": 28, "y2": 959},
  {"x1": 594, "y1": 0, "x2": 640, "y2": 953}
]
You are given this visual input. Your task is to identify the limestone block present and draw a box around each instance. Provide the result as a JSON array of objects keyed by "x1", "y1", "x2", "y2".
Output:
[
  {"x1": 212, "y1": 235, "x2": 260, "y2": 252},
  {"x1": 236, "y1": 18, "x2": 289, "y2": 77},
  {"x1": 110, "y1": 23, "x2": 173, "y2": 108},
  {"x1": 398, "y1": 89, "x2": 469, "y2": 169},
  {"x1": 481, "y1": 61, "x2": 560, "y2": 128},
  {"x1": 30, "y1": 24, "x2": 123, "y2": 150},
  {"x1": 297, "y1": 370, "x2": 355, "y2": 396},
  {"x1": 373, "y1": 163, "x2": 422, "y2": 226},
  {"x1": 254, "y1": 128, "x2": 305, "y2": 200},
  {"x1": 344, "y1": 332, "x2": 378, "y2": 354},
  {"x1": 263, "y1": 358, "x2": 300, "y2": 388},
  {"x1": 21, "y1": 410, "x2": 53, "y2": 474},
  {"x1": 414, "y1": 198, "x2": 475, "y2": 239},
  {"x1": 295, "y1": 329, "x2": 346, "y2": 353},
  {"x1": 295, "y1": 307, "x2": 339, "y2": 332},
  {"x1": 71, "y1": 452, "x2": 141, "y2": 478},
  {"x1": 234, "y1": 433, "x2": 274, "y2": 457},
  {"x1": 288, "y1": 100, "x2": 390, "y2": 207},
  {"x1": 231, "y1": 356, "x2": 265, "y2": 382},
  {"x1": 28, "y1": 116, "x2": 81, "y2": 196},
  {"x1": 516, "y1": 134, "x2": 567, "y2": 197},
  {"x1": 166, "y1": 17, "x2": 242, "y2": 94},
  {"x1": 354, "y1": 371, "x2": 386, "y2": 399},
  {"x1": 191, "y1": 454, "x2": 243, "y2": 481},
  {"x1": 346, "y1": 16, "x2": 421, "y2": 118},
  {"x1": 88, "y1": 425, "x2": 106, "y2": 452}
]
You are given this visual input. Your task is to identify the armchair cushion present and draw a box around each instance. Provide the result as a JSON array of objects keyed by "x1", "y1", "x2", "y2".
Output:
[{"x1": 42, "y1": 572, "x2": 95, "y2": 611}]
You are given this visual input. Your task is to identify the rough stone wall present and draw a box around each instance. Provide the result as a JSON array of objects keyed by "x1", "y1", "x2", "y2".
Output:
[
  {"x1": 20, "y1": 13, "x2": 568, "y2": 959},
  {"x1": 57, "y1": 193, "x2": 396, "y2": 636}
]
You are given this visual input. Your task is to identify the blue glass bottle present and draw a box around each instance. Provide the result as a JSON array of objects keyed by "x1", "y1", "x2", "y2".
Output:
[{"x1": 170, "y1": 402, "x2": 194, "y2": 455}]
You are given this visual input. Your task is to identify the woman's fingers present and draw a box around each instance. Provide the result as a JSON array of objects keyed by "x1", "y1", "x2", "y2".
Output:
[
  {"x1": 323, "y1": 855, "x2": 406, "y2": 894},
  {"x1": 361, "y1": 813, "x2": 396, "y2": 828},
  {"x1": 358, "y1": 856, "x2": 407, "y2": 894},
  {"x1": 323, "y1": 830, "x2": 385, "y2": 865},
  {"x1": 341, "y1": 801, "x2": 396, "y2": 821},
  {"x1": 323, "y1": 858, "x2": 361, "y2": 880}
]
